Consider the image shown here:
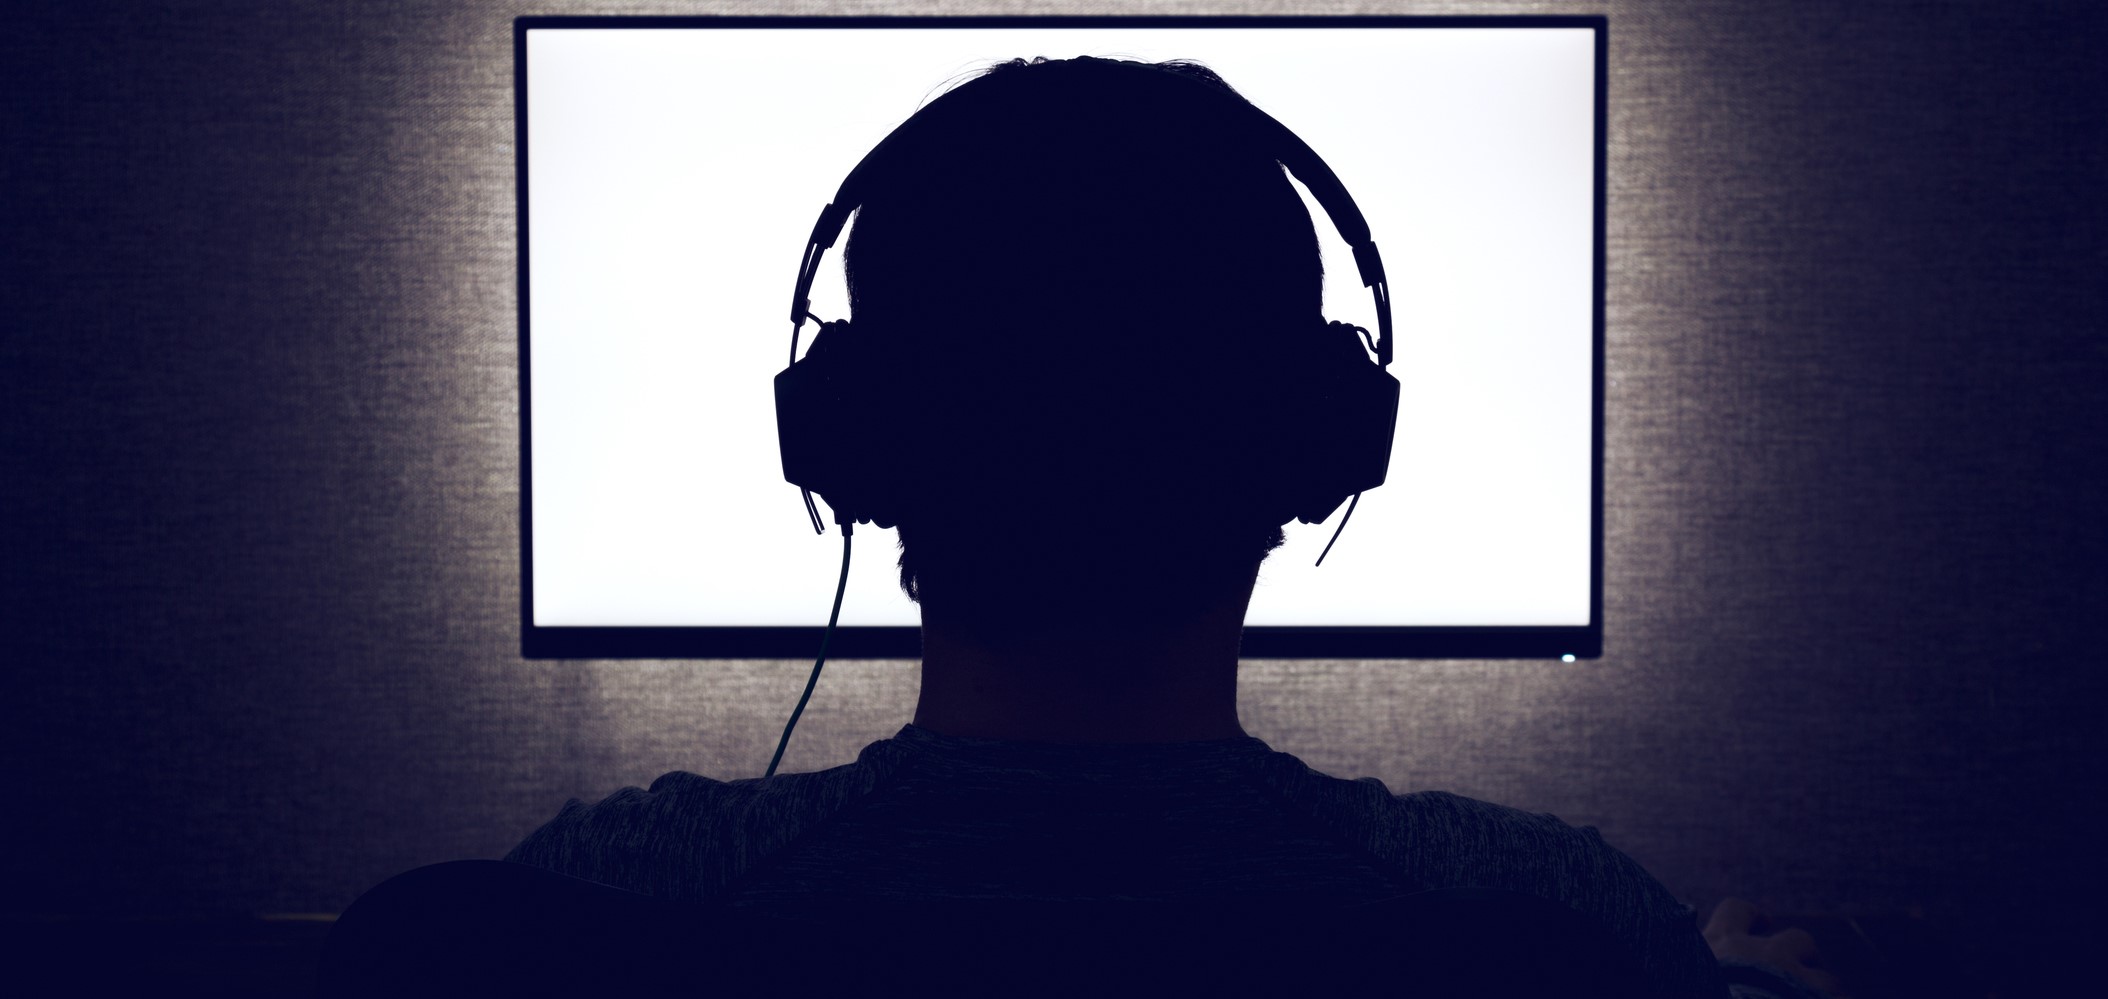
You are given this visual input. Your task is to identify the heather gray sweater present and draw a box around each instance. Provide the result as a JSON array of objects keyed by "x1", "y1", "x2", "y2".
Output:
[{"x1": 508, "y1": 724, "x2": 1764, "y2": 997}]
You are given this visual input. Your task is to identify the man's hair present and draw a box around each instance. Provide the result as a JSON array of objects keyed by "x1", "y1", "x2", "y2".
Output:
[{"x1": 840, "y1": 56, "x2": 1330, "y2": 632}]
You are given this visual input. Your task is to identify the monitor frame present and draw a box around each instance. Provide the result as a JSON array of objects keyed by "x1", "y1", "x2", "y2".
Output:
[{"x1": 515, "y1": 14, "x2": 1607, "y2": 661}]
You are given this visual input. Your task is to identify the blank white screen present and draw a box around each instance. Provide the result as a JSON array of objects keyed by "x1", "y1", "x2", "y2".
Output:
[{"x1": 526, "y1": 25, "x2": 1595, "y2": 628}]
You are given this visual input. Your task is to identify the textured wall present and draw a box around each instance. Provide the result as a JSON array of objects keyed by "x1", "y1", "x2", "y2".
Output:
[{"x1": 4, "y1": 1, "x2": 2101, "y2": 990}]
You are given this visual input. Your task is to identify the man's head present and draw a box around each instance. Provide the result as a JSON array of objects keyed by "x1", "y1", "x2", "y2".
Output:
[{"x1": 837, "y1": 56, "x2": 1340, "y2": 636}]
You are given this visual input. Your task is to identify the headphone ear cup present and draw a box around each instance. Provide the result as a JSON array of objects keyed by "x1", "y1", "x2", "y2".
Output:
[
  {"x1": 1276, "y1": 320, "x2": 1400, "y2": 525},
  {"x1": 774, "y1": 321, "x2": 907, "y2": 528}
]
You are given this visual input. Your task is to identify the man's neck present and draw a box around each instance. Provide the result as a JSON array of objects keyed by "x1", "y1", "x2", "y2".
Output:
[{"x1": 910, "y1": 589, "x2": 1254, "y2": 745}]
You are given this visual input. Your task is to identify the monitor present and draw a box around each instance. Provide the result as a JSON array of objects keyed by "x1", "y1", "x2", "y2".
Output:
[{"x1": 517, "y1": 15, "x2": 1605, "y2": 659}]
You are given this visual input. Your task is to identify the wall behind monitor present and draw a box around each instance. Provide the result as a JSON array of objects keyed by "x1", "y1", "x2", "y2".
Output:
[{"x1": 3, "y1": 1, "x2": 2100, "y2": 992}]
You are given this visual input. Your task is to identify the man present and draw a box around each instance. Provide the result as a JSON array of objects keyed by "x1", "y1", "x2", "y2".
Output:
[{"x1": 507, "y1": 56, "x2": 1834, "y2": 998}]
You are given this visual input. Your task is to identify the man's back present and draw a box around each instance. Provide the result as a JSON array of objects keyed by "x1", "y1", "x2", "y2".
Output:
[{"x1": 506, "y1": 725, "x2": 1722, "y2": 995}]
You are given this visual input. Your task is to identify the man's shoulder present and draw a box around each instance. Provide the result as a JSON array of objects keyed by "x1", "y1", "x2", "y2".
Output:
[
  {"x1": 1387, "y1": 787, "x2": 1625, "y2": 858},
  {"x1": 1262, "y1": 759, "x2": 1690, "y2": 921},
  {"x1": 503, "y1": 754, "x2": 889, "y2": 899},
  {"x1": 1268, "y1": 764, "x2": 1718, "y2": 996},
  {"x1": 1388, "y1": 788, "x2": 1665, "y2": 893}
]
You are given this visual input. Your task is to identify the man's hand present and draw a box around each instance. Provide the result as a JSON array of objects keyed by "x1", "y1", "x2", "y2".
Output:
[{"x1": 1703, "y1": 897, "x2": 1852, "y2": 998}]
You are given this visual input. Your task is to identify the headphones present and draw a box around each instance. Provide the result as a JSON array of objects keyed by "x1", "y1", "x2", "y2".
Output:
[{"x1": 774, "y1": 57, "x2": 1400, "y2": 548}]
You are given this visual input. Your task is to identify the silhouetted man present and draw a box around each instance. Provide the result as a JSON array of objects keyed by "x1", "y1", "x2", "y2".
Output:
[{"x1": 505, "y1": 57, "x2": 1833, "y2": 999}]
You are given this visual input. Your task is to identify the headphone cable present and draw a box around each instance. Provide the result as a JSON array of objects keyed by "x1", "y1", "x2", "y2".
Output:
[
  {"x1": 1314, "y1": 492, "x2": 1361, "y2": 567},
  {"x1": 765, "y1": 521, "x2": 852, "y2": 778}
]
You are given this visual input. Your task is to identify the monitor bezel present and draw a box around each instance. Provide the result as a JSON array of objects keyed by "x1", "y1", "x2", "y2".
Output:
[{"x1": 516, "y1": 14, "x2": 1607, "y2": 661}]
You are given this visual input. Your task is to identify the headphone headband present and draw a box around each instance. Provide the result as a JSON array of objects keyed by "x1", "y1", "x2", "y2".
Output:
[{"x1": 788, "y1": 57, "x2": 1392, "y2": 368}]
